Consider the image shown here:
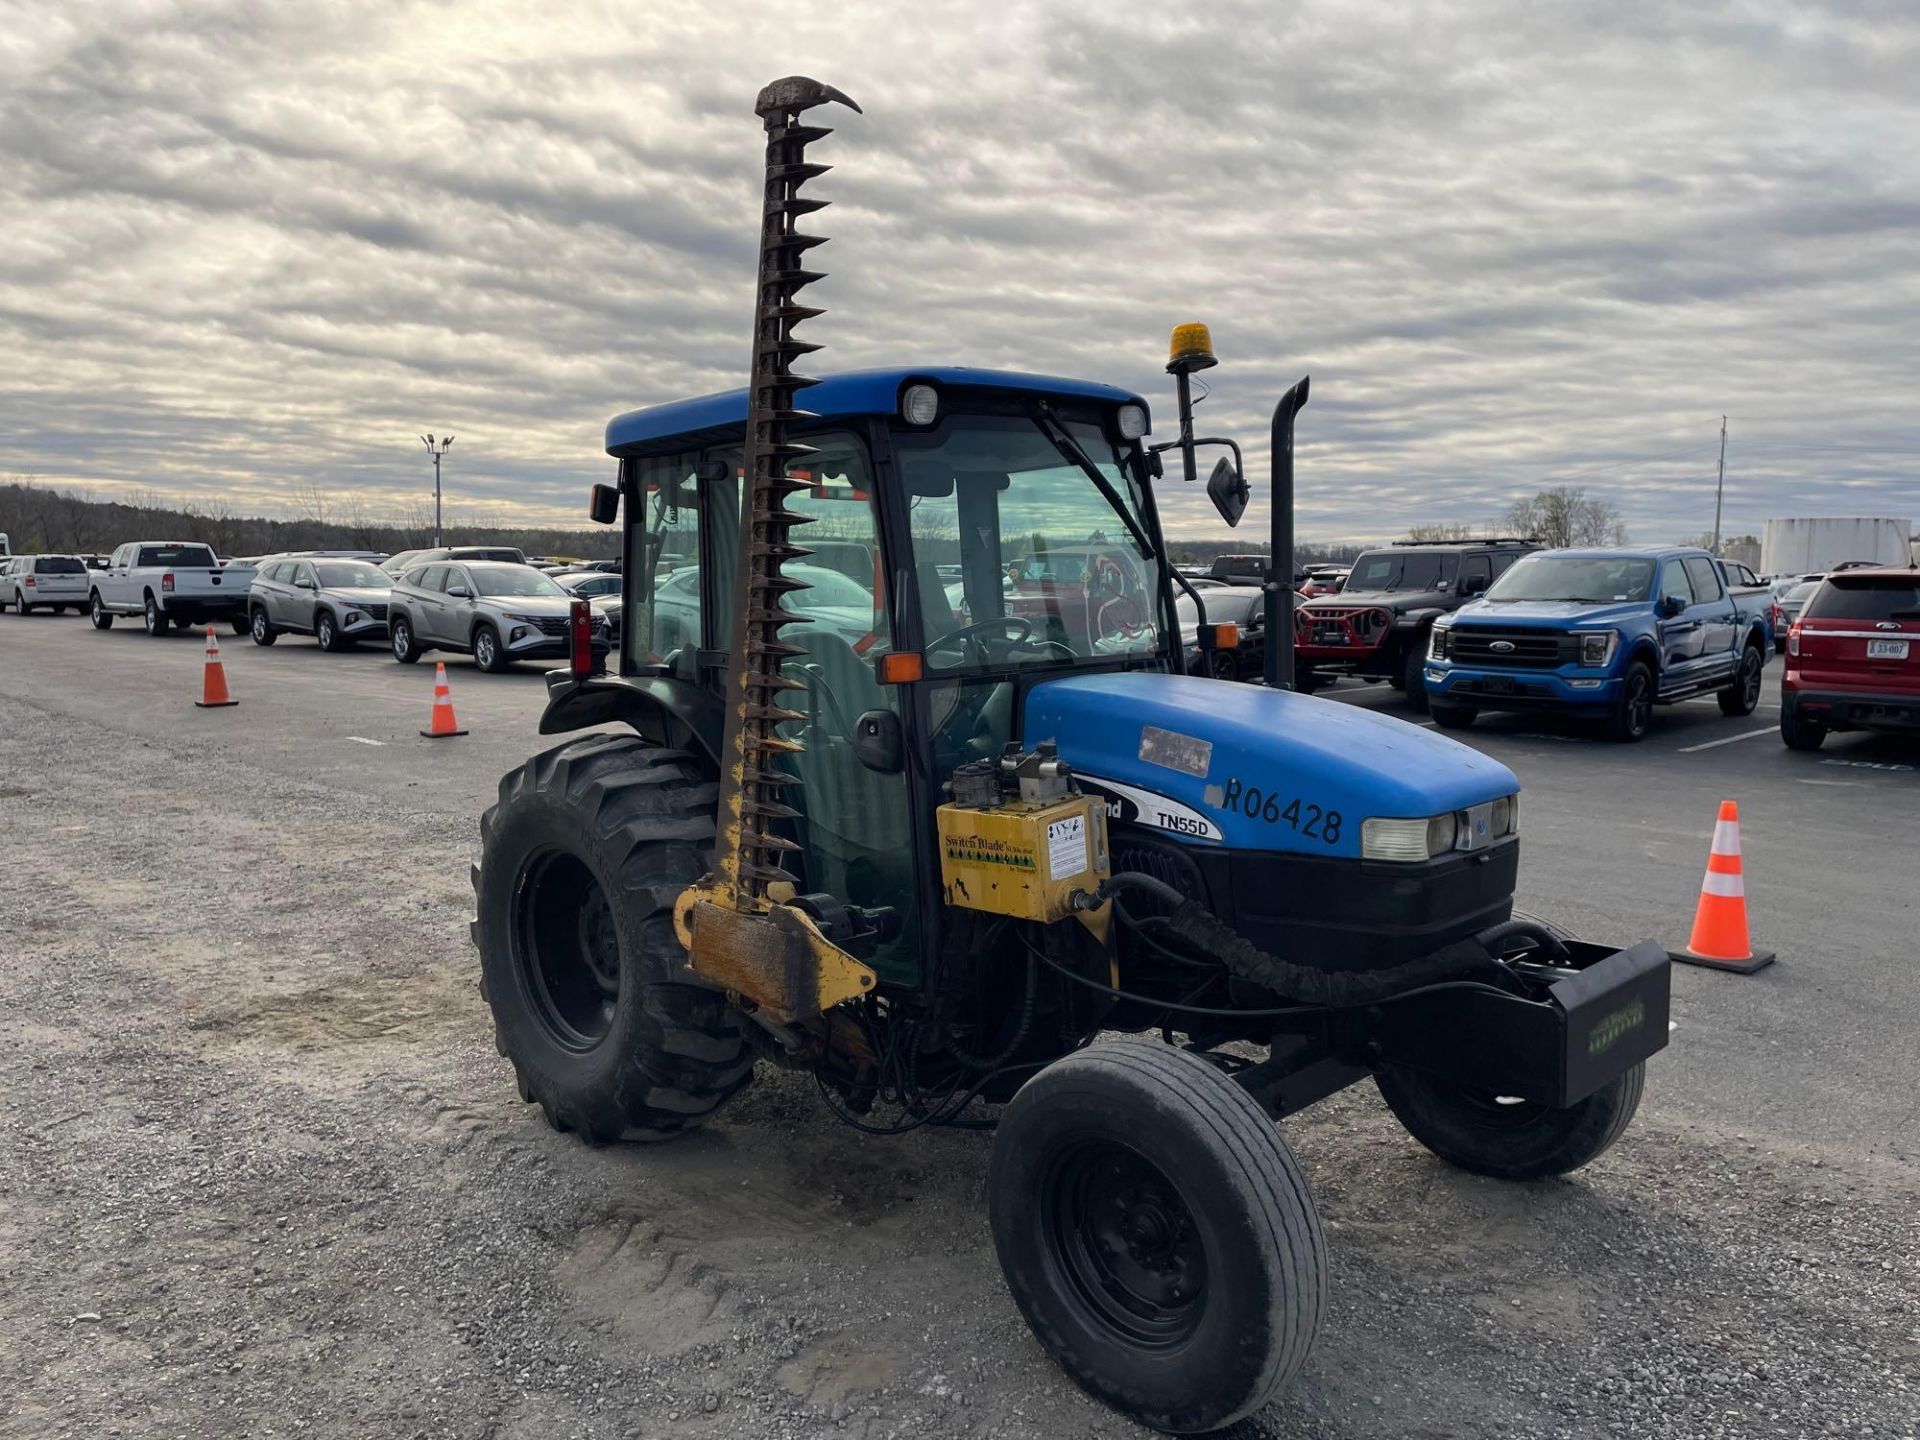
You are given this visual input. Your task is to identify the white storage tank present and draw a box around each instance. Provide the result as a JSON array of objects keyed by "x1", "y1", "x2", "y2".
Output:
[{"x1": 1760, "y1": 517, "x2": 1912, "y2": 577}]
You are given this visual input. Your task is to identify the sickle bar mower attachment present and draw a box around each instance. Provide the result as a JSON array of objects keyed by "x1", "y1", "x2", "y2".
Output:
[{"x1": 674, "y1": 77, "x2": 878, "y2": 1021}]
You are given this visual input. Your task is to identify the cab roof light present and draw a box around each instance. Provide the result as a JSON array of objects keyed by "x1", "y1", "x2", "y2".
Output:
[
  {"x1": 1116, "y1": 403, "x2": 1148, "y2": 440},
  {"x1": 900, "y1": 383, "x2": 939, "y2": 426}
]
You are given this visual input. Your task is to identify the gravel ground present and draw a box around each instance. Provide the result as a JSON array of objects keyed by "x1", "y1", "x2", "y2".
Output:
[{"x1": 0, "y1": 692, "x2": 1915, "y2": 1440}]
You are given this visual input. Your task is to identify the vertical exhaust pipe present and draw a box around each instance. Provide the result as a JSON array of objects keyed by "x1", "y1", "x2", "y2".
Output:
[{"x1": 1263, "y1": 376, "x2": 1310, "y2": 691}]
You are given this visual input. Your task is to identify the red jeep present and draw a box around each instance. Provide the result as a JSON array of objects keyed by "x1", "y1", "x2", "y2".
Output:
[{"x1": 1781, "y1": 567, "x2": 1920, "y2": 750}]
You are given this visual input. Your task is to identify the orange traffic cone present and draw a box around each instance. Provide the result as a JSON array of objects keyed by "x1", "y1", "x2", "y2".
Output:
[
  {"x1": 194, "y1": 625, "x2": 239, "y2": 708},
  {"x1": 420, "y1": 662, "x2": 468, "y2": 738},
  {"x1": 1670, "y1": 800, "x2": 1774, "y2": 973}
]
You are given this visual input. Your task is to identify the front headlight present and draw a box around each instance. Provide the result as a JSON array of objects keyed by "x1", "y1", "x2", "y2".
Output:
[
  {"x1": 1574, "y1": 630, "x2": 1618, "y2": 667},
  {"x1": 1490, "y1": 793, "x2": 1518, "y2": 836},
  {"x1": 1361, "y1": 814, "x2": 1457, "y2": 862},
  {"x1": 1429, "y1": 623, "x2": 1452, "y2": 661}
]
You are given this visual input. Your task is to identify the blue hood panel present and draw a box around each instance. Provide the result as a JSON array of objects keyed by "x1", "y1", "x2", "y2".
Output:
[
  {"x1": 1024, "y1": 673, "x2": 1518, "y2": 859},
  {"x1": 1454, "y1": 599, "x2": 1643, "y2": 626}
]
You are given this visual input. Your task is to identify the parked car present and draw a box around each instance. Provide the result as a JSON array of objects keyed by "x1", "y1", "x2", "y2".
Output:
[
  {"x1": 385, "y1": 560, "x2": 607, "y2": 672},
  {"x1": 2, "y1": 554, "x2": 90, "y2": 614},
  {"x1": 1205, "y1": 553, "x2": 1271, "y2": 586},
  {"x1": 380, "y1": 545, "x2": 528, "y2": 578},
  {"x1": 1294, "y1": 538, "x2": 1538, "y2": 705},
  {"x1": 247, "y1": 557, "x2": 393, "y2": 651},
  {"x1": 1176, "y1": 585, "x2": 1266, "y2": 680},
  {"x1": 551, "y1": 570, "x2": 624, "y2": 600},
  {"x1": 1298, "y1": 565, "x2": 1349, "y2": 598},
  {"x1": 1780, "y1": 567, "x2": 1920, "y2": 750},
  {"x1": 89, "y1": 541, "x2": 257, "y2": 635},
  {"x1": 1424, "y1": 547, "x2": 1773, "y2": 741},
  {"x1": 1771, "y1": 577, "x2": 1824, "y2": 650}
]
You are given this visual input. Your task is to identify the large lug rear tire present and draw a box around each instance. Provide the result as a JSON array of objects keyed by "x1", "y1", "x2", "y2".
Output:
[
  {"x1": 1375, "y1": 1061, "x2": 1645, "y2": 1181},
  {"x1": 472, "y1": 735, "x2": 751, "y2": 1144},
  {"x1": 1607, "y1": 660, "x2": 1654, "y2": 742},
  {"x1": 1717, "y1": 642, "x2": 1764, "y2": 717},
  {"x1": 989, "y1": 1040, "x2": 1325, "y2": 1434}
]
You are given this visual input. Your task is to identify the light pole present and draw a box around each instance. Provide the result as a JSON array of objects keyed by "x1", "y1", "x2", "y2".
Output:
[{"x1": 421, "y1": 433, "x2": 454, "y2": 546}]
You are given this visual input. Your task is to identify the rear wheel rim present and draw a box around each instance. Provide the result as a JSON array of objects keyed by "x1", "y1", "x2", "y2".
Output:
[
  {"x1": 512, "y1": 850, "x2": 619, "y2": 1052},
  {"x1": 1040, "y1": 1140, "x2": 1208, "y2": 1350}
]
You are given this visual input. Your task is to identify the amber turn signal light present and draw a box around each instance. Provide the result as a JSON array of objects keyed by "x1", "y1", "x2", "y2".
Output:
[
  {"x1": 874, "y1": 651, "x2": 925, "y2": 684},
  {"x1": 1196, "y1": 623, "x2": 1239, "y2": 652}
]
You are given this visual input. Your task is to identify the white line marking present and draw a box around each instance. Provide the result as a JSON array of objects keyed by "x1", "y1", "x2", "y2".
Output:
[
  {"x1": 345, "y1": 735, "x2": 385, "y2": 746},
  {"x1": 1414, "y1": 718, "x2": 1437, "y2": 727},
  {"x1": 1797, "y1": 779, "x2": 1861, "y2": 787},
  {"x1": 1678, "y1": 728, "x2": 1775, "y2": 754}
]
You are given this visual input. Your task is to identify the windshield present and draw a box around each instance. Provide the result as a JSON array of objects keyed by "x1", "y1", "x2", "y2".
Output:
[
  {"x1": 470, "y1": 565, "x2": 564, "y2": 598},
  {"x1": 1346, "y1": 549, "x2": 1458, "y2": 593},
  {"x1": 314, "y1": 562, "x2": 390, "y2": 588},
  {"x1": 1803, "y1": 575, "x2": 1920, "y2": 620},
  {"x1": 1485, "y1": 554, "x2": 1654, "y2": 603},
  {"x1": 893, "y1": 412, "x2": 1161, "y2": 671}
]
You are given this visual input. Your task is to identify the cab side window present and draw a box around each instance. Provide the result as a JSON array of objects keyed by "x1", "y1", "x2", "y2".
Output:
[
  {"x1": 1658, "y1": 559, "x2": 1696, "y2": 607},
  {"x1": 1682, "y1": 556, "x2": 1723, "y2": 603}
]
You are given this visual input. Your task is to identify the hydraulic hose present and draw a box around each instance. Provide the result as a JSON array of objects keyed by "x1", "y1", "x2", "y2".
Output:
[{"x1": 1083, "y1": 872, "x2": 1510, "y2": 1008}]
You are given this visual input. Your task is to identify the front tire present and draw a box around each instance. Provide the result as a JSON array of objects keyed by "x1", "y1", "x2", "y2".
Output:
[
  {"x1": 990, "y1": 1041, "x2": 1325, "y2": 1435},
  {"x1": 1206, "y1": 649, "x2": 1238, "y2": 682},
  {"x1": 1375, "y1": 1062, "x2": 1645, "y2": 1180},
  {"x1": 90, "y1": 593, "x2": 113, "y2": 629},
  {"x1": 472, "y1": 736, "x2": 750, "y2": 1143},
  {"x1": 1607, "y1": 660, "x2": 1654, "y2": 742},
  {"x1": 250, "y1": 607, "x2": 277, "y2": 646},
  {"x1": 473, "y1": 622, "x2": 508, "y2": 673},
  {"x1": 1402, "y1": 642, "x2": 1430, "y2": 713},
  {"x1": 1717, "y1": 643, "x2": 1764, "y2": 716},
  {"x1": 315, "y1": 610, "x2": 342, "y2": 652},
  {"x1": 1430, "y1": 700, "x2": 1477, "y2": 730}
]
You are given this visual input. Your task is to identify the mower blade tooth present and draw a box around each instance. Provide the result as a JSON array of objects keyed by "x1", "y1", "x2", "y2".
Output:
[
  {"x1": 772, "y1": 232, "x2": 829, "y2": 254},
  {"x1": 746, "y1": 800, "x2": 804, "y2": 823},
  {"x1": 768, "y1": 161, "x2": 832, "y2": 186},
  {"x1": 774, "y1": 301, "x2": 827, "y2": 322},
  {"x1": 784, "y1": 373, "x2": 823, "y2": 391},
  {"x1": 768, "y1": 268, "x2": 827, "y2": 290},
  {"x1": 770, "y1": 407, "x2": 822, "y2": 424},
  {"x1": 769, "y1": 122, "x2": 834, "y2": 147},
  {"x1": 780, "y1": 197, "x2": 830, "y2": 219}
]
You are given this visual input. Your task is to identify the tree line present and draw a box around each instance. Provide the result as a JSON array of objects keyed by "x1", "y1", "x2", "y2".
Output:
[{"x1": 0, "y1": 478, "x2": 619, "y2": 562}]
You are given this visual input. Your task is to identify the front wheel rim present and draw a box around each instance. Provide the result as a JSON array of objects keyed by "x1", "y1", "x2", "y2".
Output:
[
  {"x1": 1040, "y1": 1140, "x2": 1208, "y2": 1350},
  {"x1": 1626, "y1": 675, "x2": 1650, "y2": 732},
  {"x1": 512, "y1": 849, "x2": 620, "y2": 1052},
  {"x1": 477, "y1": 633, "x2": 495, "y2": 667},
  {"x1": 393, "y1": 625, "x2": 409, "y2": 658}
]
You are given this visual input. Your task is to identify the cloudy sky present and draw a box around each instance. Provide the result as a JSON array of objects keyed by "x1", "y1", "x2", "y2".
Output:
[{"x1": 2, "y1": 0, "x2": 1916, "y2": 543}]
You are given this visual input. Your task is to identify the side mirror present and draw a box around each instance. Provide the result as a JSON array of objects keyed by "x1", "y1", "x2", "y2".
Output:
[
  {"x1": 1659, "y1": 594, "x2": 1687, "y2": 618},
  {"x1": 1206, "y1": 455, "x2": 1248, "y2": 528},
  {"x1": 448, "y1": 584, "x2": 471, "y2": 599},
  {"x1": 588, "y1": 483, "x2": 620, "y2": 525},
  {"x1": 852, "y1": 709, "x2": 904, "y2": 773}
]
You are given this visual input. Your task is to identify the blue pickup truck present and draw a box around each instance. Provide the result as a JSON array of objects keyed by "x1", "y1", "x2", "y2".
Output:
[{"x1": 1422, "y1": 548, "x2": 1773, "y2": 741}]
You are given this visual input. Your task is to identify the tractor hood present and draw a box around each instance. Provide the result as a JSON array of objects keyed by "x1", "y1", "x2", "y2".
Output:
[{"x1": 1023, "y1": 673, "x2": 1518, "y2": 860}]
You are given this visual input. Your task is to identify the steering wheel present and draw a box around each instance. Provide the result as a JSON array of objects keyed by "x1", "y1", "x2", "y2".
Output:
[{"x1": 927, "y1": 615, "x2": 1037, "y2": 668}]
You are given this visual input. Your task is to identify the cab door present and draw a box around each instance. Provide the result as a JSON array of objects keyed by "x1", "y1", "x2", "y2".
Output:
[
  {"x1": 1655, "y1": 557, "x2": 1704, "y2": 689},
  {"x1": 1683, "y1": 555, "x2": 1736, "y2": 684}
]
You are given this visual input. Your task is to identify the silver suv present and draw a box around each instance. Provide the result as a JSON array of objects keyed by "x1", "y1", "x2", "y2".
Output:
[
  {"x1": 386, "y1": 561, "x2": 604, "y2": 672},
  {"x1": 248, "y1": 556, "x2": 394, "y2": 651},
  {"x1": 2, "y1": 554, "x2": 90, "y2": 614}
]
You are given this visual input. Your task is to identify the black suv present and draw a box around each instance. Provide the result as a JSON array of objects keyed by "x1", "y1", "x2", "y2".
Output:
[{"x1": 1293, "y1": 538, "x2": 1538, "y2": 708}]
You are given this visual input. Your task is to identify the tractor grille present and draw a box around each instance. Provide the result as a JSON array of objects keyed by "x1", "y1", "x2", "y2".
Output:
[{"x1": 1450, "y1": 628, "x2": 1571, "y2": 668}]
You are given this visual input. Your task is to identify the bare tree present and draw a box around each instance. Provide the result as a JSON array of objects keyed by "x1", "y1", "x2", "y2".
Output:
[
  {"x1": 1405, "y1": 522, "x2": 1484, "y2": 542},
  {"x1": 1501, "y1": 487, "x2": 1627, "y2": 548}
]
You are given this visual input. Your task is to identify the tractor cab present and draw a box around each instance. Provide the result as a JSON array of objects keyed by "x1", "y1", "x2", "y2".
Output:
[{"x1": 557, "y1": 367, "x2": 1185, "y2": 982}]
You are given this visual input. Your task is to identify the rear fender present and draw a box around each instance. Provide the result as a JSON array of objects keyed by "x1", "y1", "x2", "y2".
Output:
[{"x1": 540, "y1": 672, "x2": 722, "y2": 766}]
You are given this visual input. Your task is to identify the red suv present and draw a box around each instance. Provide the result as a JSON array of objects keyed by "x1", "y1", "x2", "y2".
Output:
[{"x1": 1780, "y1": 567, "x2": 1920, "y2": 750}]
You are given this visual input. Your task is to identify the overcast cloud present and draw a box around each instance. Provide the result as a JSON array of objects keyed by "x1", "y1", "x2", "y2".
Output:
[{"x1": 1, "y1": 0, "x2": 1916, "y2": 543}]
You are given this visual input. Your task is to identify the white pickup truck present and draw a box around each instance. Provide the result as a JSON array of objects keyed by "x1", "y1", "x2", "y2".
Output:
[{"x1": 89, "y1": 541, "x2": 258, "y2": 636}]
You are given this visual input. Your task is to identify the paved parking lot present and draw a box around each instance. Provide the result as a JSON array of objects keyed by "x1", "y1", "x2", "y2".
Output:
[{"x1": 2, "y1": 612, "x2": 1915, "y2": 1439}]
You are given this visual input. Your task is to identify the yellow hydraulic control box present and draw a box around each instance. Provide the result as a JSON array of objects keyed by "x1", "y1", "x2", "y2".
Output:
[{"x1": 937, "y1": 793, "x2": 1111, "y2": 923}]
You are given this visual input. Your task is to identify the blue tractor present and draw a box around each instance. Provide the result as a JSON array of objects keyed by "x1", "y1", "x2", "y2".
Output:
[{"x1": 471, "y1": 77, "x2": 1670, "y2": 1435}]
